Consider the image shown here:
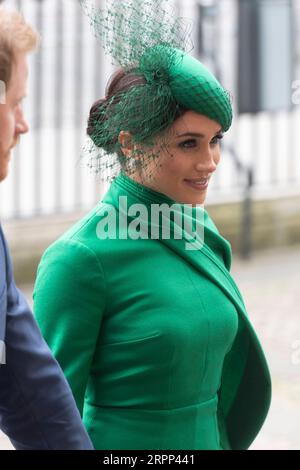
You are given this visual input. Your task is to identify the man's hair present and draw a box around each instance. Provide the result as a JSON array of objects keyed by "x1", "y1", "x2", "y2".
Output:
[{"x1": 0, "y1": 7, "x2": 39, "y2": 87}]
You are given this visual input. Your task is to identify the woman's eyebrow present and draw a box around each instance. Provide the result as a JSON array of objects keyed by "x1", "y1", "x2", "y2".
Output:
[{"x1": 175, "y1": 129, "x2": 223, "y2": 138}]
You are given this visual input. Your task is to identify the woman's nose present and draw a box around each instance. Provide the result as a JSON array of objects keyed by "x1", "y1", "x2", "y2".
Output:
[
  {"x1": 195, "y1": 150, "x2": 218, "y2": 174},
  {"x1": 16, "y1": 117, "x2": 29, "y2": 135}
]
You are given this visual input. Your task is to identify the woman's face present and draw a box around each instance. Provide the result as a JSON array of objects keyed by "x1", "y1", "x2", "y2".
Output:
[{"x1": 120, "y1": 110, "x2": 223, "y2": 205}]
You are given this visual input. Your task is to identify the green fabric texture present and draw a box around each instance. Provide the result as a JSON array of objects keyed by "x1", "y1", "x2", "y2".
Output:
[
  {"x1": 33, "y1": 173, "x2": 271, "y2": 450},
  {"x1": 139, "y1": 45, "x2": 232, "y2": 132}
]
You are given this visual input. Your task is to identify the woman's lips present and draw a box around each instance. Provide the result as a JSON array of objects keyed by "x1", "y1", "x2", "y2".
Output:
[{"x1": 183, "y1": 178, "x2": 209, "y2": 191}]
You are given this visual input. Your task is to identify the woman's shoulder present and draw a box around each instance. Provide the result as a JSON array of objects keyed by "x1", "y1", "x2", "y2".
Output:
[
  {"x1": 60, "y1": 202, "x2": 105, "y2": 242},
  {"x1": 33, "y1": 206, "x2": 107, "y2": 328},
  {"x1": 39, "y1": 202, "x2": 111, "y2": 270}
]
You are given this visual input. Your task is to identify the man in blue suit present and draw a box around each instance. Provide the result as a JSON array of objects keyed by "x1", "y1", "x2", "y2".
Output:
[{"x1": 0, "y1": 7, "x2": 93, "y2": 450}]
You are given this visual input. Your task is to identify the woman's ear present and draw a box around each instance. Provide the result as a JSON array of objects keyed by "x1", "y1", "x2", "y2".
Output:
[{"x1": 118, "y1": 131, "x2": 134, "y2": 157}]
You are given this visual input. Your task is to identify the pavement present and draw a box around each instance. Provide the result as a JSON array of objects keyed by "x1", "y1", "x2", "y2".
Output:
[
  {"x1": 231, "y1": 245, "x2": 300, "y2": 450},
  {"x1": 1, "y1": 244, "x2": 300, "y2": 450}
]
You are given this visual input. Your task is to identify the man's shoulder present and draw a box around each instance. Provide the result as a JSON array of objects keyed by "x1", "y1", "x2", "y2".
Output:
[
  {"x1": 0, "y1": 225, "x2": 8, "y2": 339},
  {"x1": 0, "y1": 224, "x2": 13, "y2": 298},
  {"x1": 0, "y1": 225, "x2": 8, "y2": 292}
]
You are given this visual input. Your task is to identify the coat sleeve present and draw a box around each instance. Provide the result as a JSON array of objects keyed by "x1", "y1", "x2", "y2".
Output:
[
  {"x1": 0, "y1": 231, "x2": 94, "y2": 450},
  {"x1": 33, "y1": 237, "x2": 106, "y2": 418}
]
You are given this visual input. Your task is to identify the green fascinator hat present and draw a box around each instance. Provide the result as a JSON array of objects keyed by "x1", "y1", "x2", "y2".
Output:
[
  {"x1": 79, "y1": 0, "x2": 233, "y2": 180},
  {"x1": 139, "y1": 44, "x2": 232, "y2": 132}
]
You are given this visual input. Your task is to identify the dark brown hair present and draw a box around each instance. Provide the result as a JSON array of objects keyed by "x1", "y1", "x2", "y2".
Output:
[
  {"x1": 87, "y1": 68, "x2": 147, "y2": 142},
  {"x1": 87, "y1": 67, "x2": 187, "y2": 151}
]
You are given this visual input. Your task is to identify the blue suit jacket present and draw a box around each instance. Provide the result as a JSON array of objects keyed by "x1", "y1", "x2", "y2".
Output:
[{"x1": 0, "y1": 225, "x2": 93, "y2": 450}]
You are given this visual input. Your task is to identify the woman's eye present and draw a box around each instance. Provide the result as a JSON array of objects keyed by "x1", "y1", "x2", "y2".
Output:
[
  {"x1": 179, "y1": 139, "x2": 197, "y2": 149},
  {"x1": 210, "y1": 134, "x2": 224, "y2": 145}
]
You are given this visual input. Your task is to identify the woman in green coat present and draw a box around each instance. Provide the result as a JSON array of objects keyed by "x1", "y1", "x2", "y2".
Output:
[{"x1": 33, "y1": 1, "x2": 271, "y2": 450}]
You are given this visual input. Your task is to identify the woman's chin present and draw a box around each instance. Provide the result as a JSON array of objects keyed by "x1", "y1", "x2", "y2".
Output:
[{"x1": 180, "y1": 191, "x2": 207, "y2": 206}]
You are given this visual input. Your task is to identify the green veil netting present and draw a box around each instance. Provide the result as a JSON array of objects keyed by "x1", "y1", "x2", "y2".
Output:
[{"x1": 79, "y1": 0, "x2": 233, "y2": 181}]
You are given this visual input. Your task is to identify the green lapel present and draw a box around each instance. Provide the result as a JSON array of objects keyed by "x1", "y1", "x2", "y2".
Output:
[
  {"x1": 157, "y1": 217, "x2": 272, "y2": 449},
  {"x1": 105, "y1": 175, "x2": 272, "y2": 449}
]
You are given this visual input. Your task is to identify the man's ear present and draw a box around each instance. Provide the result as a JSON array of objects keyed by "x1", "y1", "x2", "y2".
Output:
[{"x1": 118, "y1": 131, "x2": 134, "y2": 157}]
